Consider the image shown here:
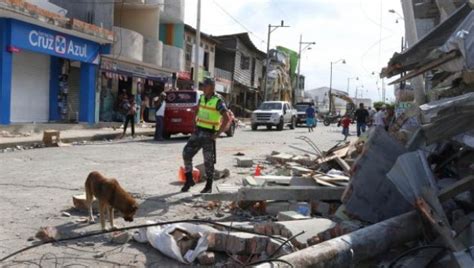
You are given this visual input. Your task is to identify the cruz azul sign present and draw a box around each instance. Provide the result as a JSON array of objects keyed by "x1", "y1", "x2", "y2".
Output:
[{"x1": 10, "y1": 20, "x2": 100, "y2": 64}]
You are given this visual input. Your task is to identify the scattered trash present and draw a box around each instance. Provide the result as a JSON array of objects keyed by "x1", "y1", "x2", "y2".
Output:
[
  {"x1": 133, "y1": 221, "x2": 214, "y2": 264},
  {"x1": 61, "y1": 211, "x2": 71, "y2": 217}
]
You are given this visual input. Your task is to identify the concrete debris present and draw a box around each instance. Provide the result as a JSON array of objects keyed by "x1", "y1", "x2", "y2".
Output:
[
  {"x1": 35, "y1": 226, "x2": 60, "y2": 242},
  {"x1": 110, "y1": 231, "x2": 131, "y2": 244},
  {"x1": 197, "y1": 251, "x2": 216, "y2": 265},
  {"x1": 236, "y1": 157, "x2": 254, "y2": 167},
  {"x1": 277, "y1": 211, "x2": 311, "y2": 221},
  {"x1": 72, "y1": 194, "x2": 98, "y2": 211}
]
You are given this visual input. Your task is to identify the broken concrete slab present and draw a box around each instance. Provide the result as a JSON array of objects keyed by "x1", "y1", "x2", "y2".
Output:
[
  {"x1": 236, "y1": 157, "x2": 254, "y2": 167},
  {"x1": 203, "y1": 186, "x2": 345, "y2": 201},
  {"x1": 277, "y1": 211, "x2": 311, "y2": 221},
  {"x1": 267, "y1": 153, "x2": 295, "y2": 164},
  {"x1": 343, "y1": 127, "x2": 412, "y2": 223}
]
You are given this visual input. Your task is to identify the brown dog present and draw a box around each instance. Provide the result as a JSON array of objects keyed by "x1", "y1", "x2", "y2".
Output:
[{"x1": 85, "y1": 171, "x2": 138, "y2": 230}]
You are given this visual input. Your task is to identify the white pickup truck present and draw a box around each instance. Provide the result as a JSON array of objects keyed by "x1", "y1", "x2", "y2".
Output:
[{"x1": 250, "y1": 101, "x2": 297, "y2": 131}]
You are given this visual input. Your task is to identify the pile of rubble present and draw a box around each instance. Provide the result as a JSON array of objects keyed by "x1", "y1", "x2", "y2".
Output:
[{"x1": 126, "y1": 93, "x2": 474, "y2": 267}]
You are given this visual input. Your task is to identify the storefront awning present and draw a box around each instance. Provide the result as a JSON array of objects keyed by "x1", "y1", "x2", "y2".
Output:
[{"x1": 101, "y1": 55, "x2": 176, "y2": 82}]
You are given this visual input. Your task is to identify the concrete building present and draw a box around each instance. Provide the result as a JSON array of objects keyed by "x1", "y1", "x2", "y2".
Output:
[
  {"x1": 304, "y1": 87, "x2": 352, "y2": 113},
  {"x1": 0, "y1": 0, "x2": 113, "y2": 125},
  {"x1": 53, "y1": 0, "x2": 185, "y2": 122},
  {"x1": 400, "y1": 0, "x2": 467, "y2": 104},
  {"x1": 215, "y1": 33, "x2": 266, "y2": 115},
  {"x1": 178, "y1": 24, "x2": 218, "y2": 90}
]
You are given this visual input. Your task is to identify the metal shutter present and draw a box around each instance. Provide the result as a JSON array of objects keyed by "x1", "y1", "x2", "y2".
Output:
[{"x1": 11, "y1": 51, "x2": 50, "y2": 123}]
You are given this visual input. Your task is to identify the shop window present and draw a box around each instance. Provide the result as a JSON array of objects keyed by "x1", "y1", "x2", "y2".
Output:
[
  {"x1": 204, "y1": 51, "x2": 209, "y2": 71},
  {"x1": 185, "y1": 43, "x2": 192, "y2": 62},
  {"x1": 240, "y1": 55, "x2": 250, "y2": 70}
]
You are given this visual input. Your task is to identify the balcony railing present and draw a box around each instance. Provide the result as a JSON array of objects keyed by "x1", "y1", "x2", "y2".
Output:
[{"x1": 215, "y1": 68, "x2": 232, "y2": 81}]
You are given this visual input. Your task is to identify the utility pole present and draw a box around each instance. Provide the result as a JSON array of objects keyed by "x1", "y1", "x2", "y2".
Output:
[
  {"x1": 193, "y1": 0, "x2": 201, "y2": 91},
  {"x1": 382, "y1": 78, "x2": 386, "y2": 102},
  {"x1": 264, "y1": 24, "x2": 271, "y2": 101},
  {"x1": 329, "y1": 59, "x2": 345, "y2": 114},
  {"x1": 296, "y1": 34, "x2": 302, "y2": 104},
  {"x1": 263, "y1": 21, "x2": 289, "y2": 101},
  {"x1": 296, "y1": 34, "x2": 315, "y2": 104},
  {"x1": 346, "y1": 77, "x2": 358, "y2": 95}
]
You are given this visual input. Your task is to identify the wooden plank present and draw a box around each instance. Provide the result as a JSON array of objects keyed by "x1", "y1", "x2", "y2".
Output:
[
  {"x1": 314, "y1": 173, "x2": 350, "y2": 181},
  {"x1": 438, "y1": 175, "x2": 474, "y2": 202},
  {"x1": 202, "y1": 186, "x2": 345, "y2": 201},
  {"x1": 335, "y1": 157, "x2": 351, "y2": 173},
  {"x1": 314, "y1": 178, "x2": 339, "y2": 187},
  {"x1": 388, "y1": 51, "x2": 460, "y2": 85},
  {"x1": 331, "y1": 146, "x2": 350, "y2": 158}
]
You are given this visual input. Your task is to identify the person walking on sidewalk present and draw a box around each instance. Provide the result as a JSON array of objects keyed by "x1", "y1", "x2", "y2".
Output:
[
  {"x1": 154, "y1": 92, "x2": 167, "y2": 141},
  {"x1": 353, "y1": 103, "x2": 369, "y2": 137},
  {"x1": 305, "y1": 104, "x2": 316, "y2": 132},
  {"x1": 181, "y1": 78, "x2": 230, "y2": 193},
  {"x1": 120, "y1": 94, "x2": 136, "y2": 139}
]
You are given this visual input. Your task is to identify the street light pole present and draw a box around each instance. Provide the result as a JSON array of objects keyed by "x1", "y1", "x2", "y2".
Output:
[
  {"x1": 193, "y1": 0, "x2": 201, "y2": 91},
  {"x1": 346, "y1": 77, "x2": 359, "y2": 95},
  {"x1": 263, "y1": 20, "x2": 289, "y2": 101},
  {"x1": 296, "y1": 34, "x2": 315, "y2": 104},
  {"x1": 328, "y1": 59, "x2": 345, "y2": 114}
]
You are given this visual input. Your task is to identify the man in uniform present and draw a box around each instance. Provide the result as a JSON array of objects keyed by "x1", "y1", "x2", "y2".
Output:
[{"x1": 181, "y1": 78, "x2": 230, "y2": 193}]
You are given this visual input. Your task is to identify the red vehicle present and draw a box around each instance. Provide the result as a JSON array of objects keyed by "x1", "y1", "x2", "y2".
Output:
[
  {"x1": 163, "y1": 90, "x2": 199, "y2": 139},
  {"x1": 163, "y1": 90, "x2": 236, "y2": 139}
]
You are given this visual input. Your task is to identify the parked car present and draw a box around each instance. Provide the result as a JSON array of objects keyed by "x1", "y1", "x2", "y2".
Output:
[
  {"x1": 251, "y1": 101, "x2": 297, "y2": 131},
  {"x1": 149, "y1": 90, "x2": 237, "y2": 139}
]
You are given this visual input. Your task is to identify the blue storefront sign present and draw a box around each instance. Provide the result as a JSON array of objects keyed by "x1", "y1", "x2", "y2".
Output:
[{"x1": 10, "y1": 20, "x2": 100, "y2": 64}]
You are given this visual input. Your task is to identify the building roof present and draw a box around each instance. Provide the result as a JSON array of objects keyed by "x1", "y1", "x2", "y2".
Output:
[
  {"x1": 381, "y1": 2, "x2": 473, "y2": 79},
  {"x1": 214, "y1": 32, "x2": 266, "y2": 58},
  {"x1": 184, "y1": 24, "x2": 218, "y2": 44}
]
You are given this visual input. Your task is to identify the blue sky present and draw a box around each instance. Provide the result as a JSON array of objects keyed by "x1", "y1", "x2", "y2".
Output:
[{"x1": 185, "y1": 0, "x2": 405, "y2": 102}]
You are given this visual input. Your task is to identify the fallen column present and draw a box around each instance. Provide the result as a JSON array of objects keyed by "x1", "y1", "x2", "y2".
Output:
[{"x1": 272, "y1": 211, "x2": 421, "y2": 268}]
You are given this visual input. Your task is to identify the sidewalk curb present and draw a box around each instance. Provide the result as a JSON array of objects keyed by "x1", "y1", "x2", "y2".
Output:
[{"x1": 0, "y1": 130, "x2": 155, "y2": 149}]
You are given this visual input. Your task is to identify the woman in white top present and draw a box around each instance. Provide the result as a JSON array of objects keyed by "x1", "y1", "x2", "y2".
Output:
[{"x1": 154, "y1": 93, "x2": 167, "y2": 141}]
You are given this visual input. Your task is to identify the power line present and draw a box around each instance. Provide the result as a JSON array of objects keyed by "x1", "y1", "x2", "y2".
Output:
[{"x1": 211, "y1": 0, "x2": 267, "y2": 45}]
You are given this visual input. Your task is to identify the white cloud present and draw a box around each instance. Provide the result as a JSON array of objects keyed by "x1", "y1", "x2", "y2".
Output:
[{"x1": 185, "y1": 0, "x2": 405, "y2": 102}]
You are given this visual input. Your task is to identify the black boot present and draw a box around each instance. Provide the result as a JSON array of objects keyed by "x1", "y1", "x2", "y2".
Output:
[
  {"x1": 200, "y1": 179, "x2": 213, "y2": 193},
  {"x1": 181, "y1": 172, "x2": 195, "y2": 192}
]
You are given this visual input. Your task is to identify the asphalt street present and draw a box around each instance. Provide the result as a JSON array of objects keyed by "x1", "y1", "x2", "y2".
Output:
[{"x1": 0, "y1": 123, "x2": 350, "y2": 267}]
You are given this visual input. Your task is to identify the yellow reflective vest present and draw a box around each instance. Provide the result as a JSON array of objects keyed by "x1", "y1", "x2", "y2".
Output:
[{"x1": 196, "y1": 95, "x2": 222, "y2": 131}]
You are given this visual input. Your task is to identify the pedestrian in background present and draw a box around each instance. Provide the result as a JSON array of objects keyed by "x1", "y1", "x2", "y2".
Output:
[
  {"x1": 154, "y1": 92, "x2": 167, "y2": 141},
  {"x1": 305, "y1": 103, "x2": 316, "y2": 132},
  {"x1": 373, "y1": 106, "x2": 386, "y2": 127},
  {"x1": 341, "y1": 113, "x2": 352, "y2": 141},
  {"x1": 120, "y1": 94, "x2": 136, "y2": 139},
  {"x1": 181, "y1": 78, "x2": 231, "y2": 193},
  {"x1": 353, "y1": 103, "x2": 369, "y2": 137}
]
